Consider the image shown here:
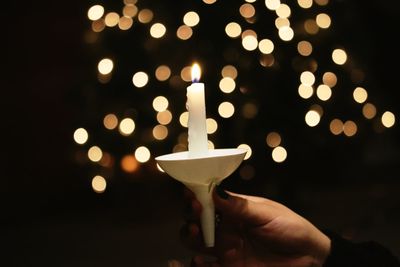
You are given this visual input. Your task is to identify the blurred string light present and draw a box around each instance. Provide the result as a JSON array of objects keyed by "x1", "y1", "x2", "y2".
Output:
[{"x1": 76, "y1": 0, "x2": 396, "y2": 192}]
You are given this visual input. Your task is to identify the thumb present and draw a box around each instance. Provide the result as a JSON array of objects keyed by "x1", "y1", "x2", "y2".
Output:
[{"x1": 212, "y1": 187, "x2": 276, "y2": 226}]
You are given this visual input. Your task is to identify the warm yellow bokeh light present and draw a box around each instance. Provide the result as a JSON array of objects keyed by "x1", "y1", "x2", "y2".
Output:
[
  {"x1": 123, "y1": 4, "x2": 138, "y2": 17},
  {"x1": 275, "y1": 17, "x2": 290, "y2": 29},
  {"x1": 152, "y1": 96, "x2": 169, "y2": 112},
  {"x1": 238, "y1": 144, "x2": 252, "y2": 160},
  {"x1": 225, "y1": 22, "x2": 242, "y2": 38},
  {"x1": 135, "y1": 146, "x2": 151, "y2": 163},
  {"x1": 218, "y1": 102, "x2": 235, "y2": 118},
  {"x1": 206, "y1": 118, "x2": 218, "y2": 134},
  {"x1": 121, "y1": 155, "x2": 139, "y2": 173},
  {"x1": 221, "y1": 65, "x2": 238, "y2": 79},
  {"x1": 105, "y1": 12, "x2": 120, "y2": 27},
  {"x1": 315, "y1": 0, "x2": 329, "y2": 5},
  {"x1": 88, "y1": 5, "x2": 104, "y2": 21},
  {"x1": 91, "y1": 19, "x2": 106, "y2": 33},
  {"x1": 103, "y1": 113, "x2": 118, "y2": 130},
  {"x1": 239, "y1": 3, "x2": 256, "y2": 18},
  {"x1": 177, "y1": 25, "x2": 193, "y2": 40},
  {"x1": 132, "y1": 71, "x2": 149, "y2": 87},
  {"x1": 382, "y1": 111, "x2": 395, "y2": 128},
  {"x1": 316, "y1": 84, "x2": 332, "y2": 101},
  {"x1": 73, "y1": 128, "x2": 88, "y2": 145},
  {"x1": 219, "y1": 77, "x2": 236, "y2": 93},
  {"x1": 362, "y1": 103, "x2": 377, "y2": 119},
  {"x1": 258, "y1": 39, "x2": 274, "y2": 54},
  {"x1": 180, "y1": 66, "x2": 192, "y2": 82},
  {"x1": 157, "y1": 110, "x2": 173, "y2": 125},
  {"x1": 179, "y1": 111, "x2": 189, "y2": 127},
  {"x1": 242, "y1": 102, "x2": 258, "y2": 119},
  {"x1": 242, "y1": 35, "x2": 258, "y2": 51},
  {"x1": 316, "y1": 13, "x2": 331, "y2": 29},
  {"x1": 183, "y1": 11, "x2": 200, "y2": 27},
  {"x1": 265, "y1": 0, "x2": 281, "y2": 10},
  {"x1": 92, "y1": 175, "x2": 106, "y2": 193},
  {"x1": 153, "y1": 125, "x2": 169, "y2": 140},
  {"x1": 266, "y1": 132, "x2": 281, "y2": 148},
  {"x1": 98, "y1": 58, "x2": 113, "y2": 75},
  {"x1": 297, "y1": 40, "x2": 312, "y2": 56},
  {"x1": 88, "y1": 146, "x2": 103, "y2": 162},
  {"x1": 278, "y1": 26, "x2": 294, "y2": 41},
  {"x1": 118, "y1": 16, "x2": 133, "y2": 30},
  {"x1": 276, "y1": 4, "x2": 291, "y2": 18},
  {"x1": 300, "y1": 71, "x2": 315, "y2": 86},
  {"x1": 203, "y1": 0, "x2": 217, "y2": 4},
  {"x1": 138, "y1": 9, "x2": 153, "y2": 23},
  {"x1": 155, "y1": 65, "x2": 171, "y2": 81},
  {"x1": 298, "y1": 84, "x2": 313, "y2": 99},
  {"x1": 259, "y1": 54, "x2": 275, "y2": 67},
  {"x1": 150, "y1": 23, "x2": 166, "y2": 38},
  {"x1": 353, "y1": 87, "x2": 368, "y2": 104},
  {"x1": 305, "y1": 110, "x2": 321, "y2": 127},
  {"x1": 297, "y1": 0, "x2": 312, "y2": 9},
  {"x1": 119, "y1": 118, "x2": 135, "y2": 136},
  {"x1": 329, "y1": 119, "x2": 343, "y2": 135},
  {"x1": 332, "y1": 49, "x2": 347, "y2": 65},
  {"x1": 272, "y1": 146, "x2": 287, "y2": 163},
  {"x1": 304, "y1": 19, "x2": 319, "y2": 34},
  {"x1": 323, "y1": 72, "x2": 337, "y2": 87},
  {"x1": 343, "y1": 120, "x2": 357, "y2": 137}
]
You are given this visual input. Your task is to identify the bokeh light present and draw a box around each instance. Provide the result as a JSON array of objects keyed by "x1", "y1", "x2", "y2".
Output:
[
  {"x1": 132, "y1": 71, "x2": 149, "y2": 87},
  {"x1": 135, "y1": 146, "x2": 151, "y2": 163},
  {"x1": 88, "y1": 146, "x2": 103, "y2": 162},
  {"x1": 305, "y1": 110, "x2": 321, "y2": 127},
  {"x1": 353, "y1": 87, "x2": 368, "y2": 104},
  {"x1": 88, "y1": 5, "x2": 104, "y2": 21},
  {"x1": 238, "y1": 144, "x2": 252, "y2": 160},
  {"x1": 98, "y1": 58, "x2": 113, "y2": 75},
  {"x1": 103, "y1": 114, "x2": 118, "y2": 130},
  {"x1": 74, "y1": 128, "x2": 88, "y2": 145},
  {"x1": 381, "y1": 111, "x2": 395, "y2": 128},
  {"x1": 150, "y1": 23, "x2": 167, "y2": 38},
  {"x1": 92, "y1": 175, "x2": 107, "y2": 193},
  {"x1": 362, "y1": 103, "x2": 377, "y2": 119},
  {"x1": 119, "y1": 118, "x2": 135, "y2": 136},
  {"x1": 183, "y1": 11, "x2": 200, "y2": 27},
  {"x1": 218, "y1": 102, "x2": 235, "y2": 118},
  {"x1": 266, "y1": 132, "x2": 281, "y2": 148},
  {"x1": 121, "y1": 155, "x2": 139, "y2": 173},
  {"x1": 332, "y1": 49, "x2": 347, "y2": 65},
  {"x1": 272, "y1": 146, "x2": 287, "y2": 163},
  {"x1": 155, "y1": 65, "x2": 171, "y2": 81}
]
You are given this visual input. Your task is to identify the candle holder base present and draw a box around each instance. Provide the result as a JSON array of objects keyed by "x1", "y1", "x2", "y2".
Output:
[{"x1": 155, "y1": 148, "x2": 247, "y2": 247}]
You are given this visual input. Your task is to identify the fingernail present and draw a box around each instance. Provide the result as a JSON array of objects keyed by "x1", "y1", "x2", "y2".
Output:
[{"x1": 216, "y1": 185, "x2": 229, "y2": 199}]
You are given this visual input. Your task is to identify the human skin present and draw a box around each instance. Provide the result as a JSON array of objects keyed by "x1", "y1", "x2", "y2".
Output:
[{"x1": 181, "y1": 188, "x2": 331, "y2": 267}]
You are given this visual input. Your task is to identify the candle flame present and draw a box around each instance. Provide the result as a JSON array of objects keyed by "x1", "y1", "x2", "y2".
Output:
[{"x1": 191, "y1": 63, "x2": 201, "y2": 83}]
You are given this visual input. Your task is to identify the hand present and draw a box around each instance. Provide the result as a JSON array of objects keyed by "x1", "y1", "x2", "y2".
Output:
[{"x1": 181, "y1": 187, "x2": 331, "y2": 267}]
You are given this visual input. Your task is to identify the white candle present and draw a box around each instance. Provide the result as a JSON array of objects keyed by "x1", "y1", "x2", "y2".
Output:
[{"x1": 187, "y1": 63, "x2": 208, "y2": 157}]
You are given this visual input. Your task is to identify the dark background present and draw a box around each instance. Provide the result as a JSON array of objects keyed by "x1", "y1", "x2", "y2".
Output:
[{"x1": 2, "y1": 1, "x2": 400, "y2": 266}]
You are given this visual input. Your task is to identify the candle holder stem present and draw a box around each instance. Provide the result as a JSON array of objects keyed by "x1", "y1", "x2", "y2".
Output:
[{"x1": 185, "y1": 181, "x2": 217, "y2": 247}]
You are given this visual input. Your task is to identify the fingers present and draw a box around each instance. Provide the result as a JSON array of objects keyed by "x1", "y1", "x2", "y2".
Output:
[{"x1": 213, "y1": 186, "x2": 280, "y2": 226}]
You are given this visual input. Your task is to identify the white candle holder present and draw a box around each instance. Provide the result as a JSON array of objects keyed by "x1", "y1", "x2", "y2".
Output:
[{"x1": 155, "y1": 148, "x2": 247, "y2": 247}]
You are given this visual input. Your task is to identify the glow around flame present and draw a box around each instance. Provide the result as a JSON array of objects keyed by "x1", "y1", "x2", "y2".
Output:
[{"x1": 191, "y1": 63, "x2": 201, "y2": 83}]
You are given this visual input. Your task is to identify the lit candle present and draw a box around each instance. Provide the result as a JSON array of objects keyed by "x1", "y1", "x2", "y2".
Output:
[{"x1": 187, "y1": 63, "x2": 208, "y2": 157}]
